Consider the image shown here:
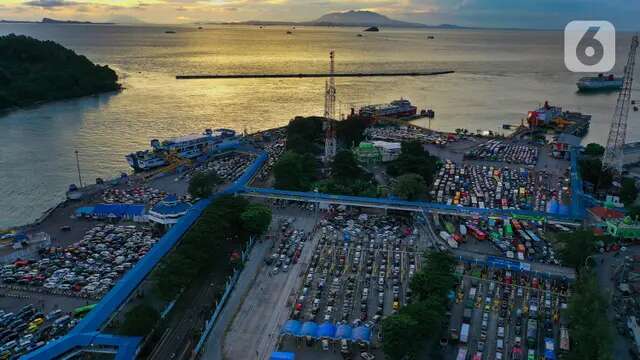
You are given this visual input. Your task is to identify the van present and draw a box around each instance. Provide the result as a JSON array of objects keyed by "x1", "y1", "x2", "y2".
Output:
[{"x1": 54, "y1": 315, "x2": 70, "y2": 328}]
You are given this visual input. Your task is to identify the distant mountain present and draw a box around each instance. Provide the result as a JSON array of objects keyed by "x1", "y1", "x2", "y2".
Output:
[
  {"x1": 0, "y1": 18, "x2": 113, "y2": 25},
  {"x1": 218, "y1": 10, "x2": 465, "y2": 29},
  {"x1": 309, "y1": 10, "x2": 424, "y2": 27}
]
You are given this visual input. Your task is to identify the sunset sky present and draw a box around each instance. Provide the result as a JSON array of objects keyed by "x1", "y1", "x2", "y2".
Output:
[{"x1": 0, "y1": 0, "x2": 638, "y2": 29}]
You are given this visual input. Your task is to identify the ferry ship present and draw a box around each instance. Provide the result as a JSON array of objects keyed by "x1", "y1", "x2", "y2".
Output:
[
  {"x1": 577, "y1": 74, "x2": 623, "y2": 92},
  {"x1": 126, "y1": 128, "x2": 237, "y2": 171},
  {"x1": 358, "y1": 99, "x2": 417, "y2": 119}
]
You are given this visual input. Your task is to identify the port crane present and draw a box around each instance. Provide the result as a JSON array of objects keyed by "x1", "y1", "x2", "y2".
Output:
[{"x1": 602, "y1": 34, "x2": 639, "y2": 173}]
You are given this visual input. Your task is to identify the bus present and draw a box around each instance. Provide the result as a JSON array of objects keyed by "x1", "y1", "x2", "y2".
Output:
[
  {"x1": 467, "y1": 224, "x2": 487, "y2": 241},
  {"x1": 544, "y1": 338, "x2": 556, "y2": 360},
  {"x1": 526, "y1": 230, "x2": 541, "y2": 242},
  {"x1": 73, "y1": 303, "x2": 97, "y2": 317},
  {"x1": 559, "y1": 327, "x2": 570, "y2": 352},
  {"x1": 456, "y1": 347, "x2": 468, "y2": 360}
]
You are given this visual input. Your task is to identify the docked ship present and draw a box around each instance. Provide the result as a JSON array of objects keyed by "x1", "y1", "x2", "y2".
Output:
[
  {"x1": 126, "y1": 128, "x2": 237, "y2": 171},
  {"x1": 358, "y1": 99, "x2": 417, "y2": 119},
  {"x1": 576, "y1": 74, "x2": 623, "y2": 92}
]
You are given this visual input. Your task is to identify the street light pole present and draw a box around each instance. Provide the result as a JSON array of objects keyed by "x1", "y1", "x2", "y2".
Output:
[{"x1": 75, "y1": 150, "x2": 84, "y2": 188}]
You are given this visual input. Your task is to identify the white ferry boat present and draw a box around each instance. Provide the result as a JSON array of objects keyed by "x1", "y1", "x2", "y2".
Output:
[{"x1": 126, "y1": 128, "x2": 237, "y2": 171}]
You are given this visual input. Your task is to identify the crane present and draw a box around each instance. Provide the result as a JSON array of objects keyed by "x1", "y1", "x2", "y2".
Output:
[{"x1": 602, "y1": 34, "x2": 639, "y2": 174}]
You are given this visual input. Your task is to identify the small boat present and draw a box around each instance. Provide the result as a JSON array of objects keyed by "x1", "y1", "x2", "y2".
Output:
[
  {"x1": 286, "y1": 30, "x2": 292, "y2": 34},
  {"x1": 357, "y1": 34, "x2": 363, "y2": 37},
  {"x1": 165, "y1": 30, "x2": 176, "y2": 34},
  {"x1": 577, "y1": 73, "x2": 623, "y2": 92},
  {"x1": 427, "y1": 35, "x2": 435, "y2": 39}
]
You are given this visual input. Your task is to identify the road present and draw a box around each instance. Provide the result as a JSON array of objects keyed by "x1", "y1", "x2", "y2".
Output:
[{"x1": 221, "y1": 212, "x2": 318, "y2": 360}]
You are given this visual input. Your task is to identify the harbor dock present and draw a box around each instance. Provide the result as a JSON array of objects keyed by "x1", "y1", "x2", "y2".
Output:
[{"x1": 176, "y1": 70, "x2": 455, "y2": 80}]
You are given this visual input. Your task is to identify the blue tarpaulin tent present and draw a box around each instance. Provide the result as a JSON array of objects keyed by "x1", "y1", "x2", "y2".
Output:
[
  {"x1": 301, "y1": 322, "x2": 319, "y2": 338},
  {"x1": 281, "y1": 320, "x2": 302, "y2": 336},
  {"x1": 335, "y1": 324, "x2": 353, "y2": 340},
  {"x1": 353, "y1": 326, "x2": 371, "y2": 343},
  {"x1": 270, "y1": 352, "x2": 295, "y2": 360},
  {"x1": 76, "y1": 204, "x2": 146, "y2": 222},
  {"x1": 318, "y1": 322, "x2": 336, "y2": 339}
]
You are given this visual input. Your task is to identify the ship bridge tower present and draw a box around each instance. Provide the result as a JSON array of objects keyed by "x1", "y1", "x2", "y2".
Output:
[{"x1": 324, "y1": 50, "x2": 337, "y2": 162}]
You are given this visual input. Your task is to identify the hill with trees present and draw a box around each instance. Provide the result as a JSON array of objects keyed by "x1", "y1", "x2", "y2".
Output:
[{"x1": 0, "y1": 34, "x2": 119, "y2": 112}]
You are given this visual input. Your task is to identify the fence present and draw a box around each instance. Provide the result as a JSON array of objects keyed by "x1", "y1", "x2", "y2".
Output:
[{"x1": 192, "y1": 236, "x2": 256, "y2": 357}]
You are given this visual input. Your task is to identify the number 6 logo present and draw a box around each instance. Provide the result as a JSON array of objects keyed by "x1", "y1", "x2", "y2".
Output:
[{"x1": 565, "y1": 21, "x2": 615, "y2": 72}]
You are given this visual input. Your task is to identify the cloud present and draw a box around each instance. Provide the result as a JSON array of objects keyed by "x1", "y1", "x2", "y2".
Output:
[{"x1": 23, "y1": 0, "x2": 75, "y2": 7}]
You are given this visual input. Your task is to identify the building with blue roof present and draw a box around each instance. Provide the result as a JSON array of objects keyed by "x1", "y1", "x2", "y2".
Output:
[{"x1": 147, "y1": 194, "x2": 192, "y2": 227}]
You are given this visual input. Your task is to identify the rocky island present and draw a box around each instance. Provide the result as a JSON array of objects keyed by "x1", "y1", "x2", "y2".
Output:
[{"x1": 0, "y1": 34, "x2": 119, "y2": 113}]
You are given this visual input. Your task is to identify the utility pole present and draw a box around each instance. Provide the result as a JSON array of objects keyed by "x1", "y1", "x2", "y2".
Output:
[{"x1": 75, "y1": 150, "x2": 84, "y2": 188}]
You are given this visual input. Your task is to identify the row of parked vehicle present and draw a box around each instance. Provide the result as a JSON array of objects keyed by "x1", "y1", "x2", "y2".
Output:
[
  {"x1": 0, "y1": 304, "x2": 74, "y2": 359},
  {"x1": 0, "y1": 224, "x2": 157, "y2": 298},
  {"x1": 464, "y1": 140, "x2": 539, "y2": 165},
  {"x1": 453, "y1": 264, "x2": 570, "y2": 360},
  {"x1": 266, "y1": 218, "x2": 307, "y2": 275},
  {"x1": 289, "y1": 211, "x2": 420, "y2": 358},
  {"x1": 102, "y1": 186, "x2": 167, "y2": 206},
  {"x1": 192, "y1": 151, "x2": 257, "y2": 183},
  {"x1": 432, "y1": 160, "x2": 567, "y2": 212}
]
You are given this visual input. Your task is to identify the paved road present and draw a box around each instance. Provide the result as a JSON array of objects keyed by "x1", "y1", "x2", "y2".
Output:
[
  {"x1": 200, "y1": 239, "x2": 272, "y2": 360},
  {"x1": 220, "y1": 212, "x2": 318, "y2": 360}
]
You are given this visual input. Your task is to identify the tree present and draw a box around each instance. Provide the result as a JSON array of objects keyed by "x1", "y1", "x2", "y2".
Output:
[
  {"x1": 241, "y1": 204, "x2": 272, "y2": 236},
  {"x1": 393, "y1": 173, "x2": 426, "y2": 200},
  {"x1": 387, "y1": 141, "x2": 439, "y2": 187},
  {"x1": 331, "y1": 150, "x2": 363, "y2": 180},
  {"x1": 584, "y1": 143, "x2": 605, "y2": 157},
  {"x1": 273, "y1": 151, "x2": 317, "y2": 191},
  {"x1": 381, "y1": 313, "x2": 421, "y2": 360},
  {"x1": 567, "y1": 272, "x2": 613, "y2": 360},
  {"x1": 620, "y1": 177, "x2": 638, "y2": 207},
  {"x1": 120, "y1": 303, "x2": 160, "y2": 337},
  {"x1": 0, "y1": 34, "x2": 119, "y2": 112},
  {"x1": 410, "y1": 251, "x2": 456, "y2": 303},
  {"x1": 188, "y1": 170, "x2": 221, "y2": 198},
  {"x1": 557, "y1": 230, "x2": 597, "y2": 270},
  {"x1": 579, "y1": 158, "x2": 613, "y2": 192},
  {"x1": 336, "y1": 115, "x2": 369, "y2": 147},
  {"x1": 286, "y1": 116, "x2": 323, "y2": 154}
]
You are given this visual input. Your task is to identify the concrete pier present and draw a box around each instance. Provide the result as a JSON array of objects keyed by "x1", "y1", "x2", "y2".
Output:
[{"x1": 176, "y1": 70, "x2": 455, "y2": 79}]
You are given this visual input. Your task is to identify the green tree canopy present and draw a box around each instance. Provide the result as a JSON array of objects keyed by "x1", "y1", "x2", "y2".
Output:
[
  {"x1": 620, "y1": 177, "x2": 638, "y2": 207},
  {"x1": 381, "y1": 313, "x2": 421, "y2": 360},
  {"x1": 0, "y1": 34, "x2": 119, "y2": 111},
  {"x1": 557, "y1": 230, "x2": 597, "y2": 270},
  {"x1": 240, "y1": 203, "x2": 272, "y2": 236},
  {"x1": 331, "y1": 150, "x2": 363, "y2": 180},
  {"x1": 286, "y1": 116, "x2": 324, "y2": 154},
  {"x1": 584, "y1": 143, "x2": 605, "y2": 157},
  {"x1": 567, "y1": 272, "x2": 613, "y2": 360},
  {"x1": 336, "y1": 115, "x2": 369, "y2": 147},
  {"x1": 120, "y1": 303, "x2": 160, "y2": 337},
  {"x1": 273, "y1": 151, "x2": 317, "y2": 191},
  {"x1": 387, "y1": 141, "x2": 439, "y2": 187},
  {"x1": 579, "y1": 158, "x2": 613, "y2": 192},
  {"x1": 188, "y1": 170, "x2": 221, "y2": 198},
  {"x1": 393, "y1": 173, "x2": 426, "y2": 200}
]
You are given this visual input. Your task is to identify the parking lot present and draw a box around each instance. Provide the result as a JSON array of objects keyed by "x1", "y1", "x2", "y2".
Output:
[
  {"x1": 0, "y1": 224, "x2": 157, "y2": 299},
  {"x1": 463, "y1": 140, "x2": 539, "y2": 166},
  {"x1": 449, "y1": 263, "x2": 571, "y2": 360},
  {"x1": 0, "y1": 302, "x2": 84, "y2": 358},
  {"x1": 276, "y1": 208, "x2": 427, "y2": 359},
  {"x1": 431, "y1": 160, "x2": 571, "y2": 213},
  {"x1": 433, "y1": 214, "x2": 562, "y2": 266}
]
